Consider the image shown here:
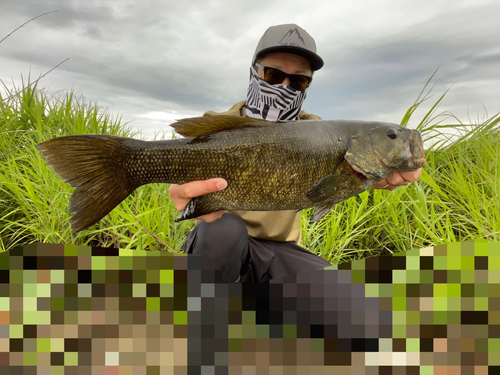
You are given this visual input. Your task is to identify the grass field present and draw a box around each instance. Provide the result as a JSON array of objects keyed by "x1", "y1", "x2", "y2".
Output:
[{"x1": 1, "y1": 79, "x2": 499, "y2": 262}]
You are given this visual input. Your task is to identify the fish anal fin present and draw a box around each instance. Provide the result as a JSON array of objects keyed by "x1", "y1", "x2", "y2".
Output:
[
  {"x1": 174, "y1": 197, "x2": 222, "y2": 222},
  {"x1": 171, "y1": 115, "x2": 269, "y2": 138}
]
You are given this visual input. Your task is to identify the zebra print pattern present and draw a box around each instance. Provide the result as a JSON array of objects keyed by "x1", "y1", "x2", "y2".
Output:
[{"x1": 245, "y1": 66, "x2": 308, "y2": 121}]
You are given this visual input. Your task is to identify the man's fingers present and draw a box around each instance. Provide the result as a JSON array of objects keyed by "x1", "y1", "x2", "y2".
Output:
[
  {"x1": 181, "y1": 179, "x2": 227, "y2": 199},
  {"x1": 169, "y1": 178, "x2": 227, "y2": 200},
  {"x1": 398, "y1": 167, "x2": 423, "y2": 183},
  {"x1": 386, "y1": 171, "x2": 407, "y2": 186},
  {"x1": 373, "y1": 180, "x2": 391, "y2": 189},
  {"x1": 372, "y1": 167, "x2": 424, "y2": 190},
  {"x1": 168, "y1": 179, "x2": 228, "y2": 215}
]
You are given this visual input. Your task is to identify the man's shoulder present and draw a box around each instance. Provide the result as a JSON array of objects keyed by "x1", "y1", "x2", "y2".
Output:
[
  {"x1": 298, "y1": 110, "x2": 323, "y2": 121},
  {"x1": 203, "y1": 100, "x2": 247, "y2": 117},
  {"x1": 203, "y1": 101, "x2": 323, "y2": 120}
]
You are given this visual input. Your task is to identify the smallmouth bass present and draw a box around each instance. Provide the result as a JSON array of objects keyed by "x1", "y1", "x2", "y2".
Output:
[{"x1": 37, "y1": 115, "x2": 425, "y2": 232}]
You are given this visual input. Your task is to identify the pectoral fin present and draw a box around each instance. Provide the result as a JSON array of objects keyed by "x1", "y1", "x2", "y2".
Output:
[
  {"x1": 306, "y1": 174, "x2": 351, "y2": 203},
  {"x1": 306, "y1": 174, "x2": 354, "y2": 221}
]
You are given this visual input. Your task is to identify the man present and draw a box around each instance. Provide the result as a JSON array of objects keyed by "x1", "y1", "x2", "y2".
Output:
[{"x1": 169, "y1": 24, "x2": 423, "y2": 283}]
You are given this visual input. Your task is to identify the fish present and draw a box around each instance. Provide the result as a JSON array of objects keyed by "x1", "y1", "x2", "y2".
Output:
[{"x1": 37, "y1": 115, "x2": 425, "y2": 232}]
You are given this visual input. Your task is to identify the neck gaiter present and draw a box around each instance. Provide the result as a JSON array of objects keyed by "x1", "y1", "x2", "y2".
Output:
[{"x1": 245, "y1": 66, "x2": 308, "y2": 121}]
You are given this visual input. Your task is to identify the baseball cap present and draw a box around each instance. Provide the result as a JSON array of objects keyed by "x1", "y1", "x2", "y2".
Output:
[{"x1": 252, "y1": 24, "x2": 324, "y2": 71}]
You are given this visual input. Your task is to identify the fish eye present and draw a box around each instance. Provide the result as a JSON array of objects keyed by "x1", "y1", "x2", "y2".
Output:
[{"x1": 387, "y1": 129, "x2": 398, "y2": 139}]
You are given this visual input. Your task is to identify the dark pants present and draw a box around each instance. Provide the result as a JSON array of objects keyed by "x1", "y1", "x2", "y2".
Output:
[{"x1": 183, "y1": 213, "x2": 332, "y2": 283}]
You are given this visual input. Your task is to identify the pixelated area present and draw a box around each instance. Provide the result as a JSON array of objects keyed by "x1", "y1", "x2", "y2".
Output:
[{"x1": 0, "y1": 241, "x2": 499, "y2": 374}]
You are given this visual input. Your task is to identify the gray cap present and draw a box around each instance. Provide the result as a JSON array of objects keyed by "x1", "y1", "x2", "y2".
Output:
[{"x1": 252, "y1": 24, "x2": 324, "y2": 71}]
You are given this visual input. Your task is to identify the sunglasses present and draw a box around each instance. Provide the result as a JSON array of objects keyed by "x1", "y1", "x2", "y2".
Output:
[{"x1": 255, "y1": 62, "x2": 312, "y2": 91}]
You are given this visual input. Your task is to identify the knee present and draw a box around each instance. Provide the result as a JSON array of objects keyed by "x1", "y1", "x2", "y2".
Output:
[
  {"x1": 191, "y1": 214, "x2": 249, "y2": 279},
  {"x1": 195, "y1": 213, "x2": 247, "y2": 246}
]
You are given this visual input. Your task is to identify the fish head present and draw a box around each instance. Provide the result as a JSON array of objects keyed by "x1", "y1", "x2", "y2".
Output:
[{"x1": 344, "y1": 122, "x2": 425, "y2": 181}]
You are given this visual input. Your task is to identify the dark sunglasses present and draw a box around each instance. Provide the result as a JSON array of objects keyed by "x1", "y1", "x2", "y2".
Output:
[{"x1": 255, "y1": 62, "x2": 312, "y2": 91}]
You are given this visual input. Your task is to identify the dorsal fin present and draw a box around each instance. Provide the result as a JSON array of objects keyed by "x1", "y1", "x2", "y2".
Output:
[{"x1": 170, "y1": 115, "x2": 270, "y2": 138}]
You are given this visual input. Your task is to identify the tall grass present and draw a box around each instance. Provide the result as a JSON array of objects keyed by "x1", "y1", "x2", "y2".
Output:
[
  {"x1": 1, "y1": 79, "x2": 499, "y2": 262},
  {"x1": 0, "y1": 83, "x2": 192, "y2": 253},
  {"x1": 301, "y1": 77, "x2": 500, "y2": 262}
]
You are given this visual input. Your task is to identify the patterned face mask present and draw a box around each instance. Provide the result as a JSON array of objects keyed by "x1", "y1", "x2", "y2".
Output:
[{"x1": 245, "y1": 66, "x2": 308, "y2": 121}]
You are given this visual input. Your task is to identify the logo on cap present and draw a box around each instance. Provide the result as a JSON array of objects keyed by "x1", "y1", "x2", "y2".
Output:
[{"x1": 278, "y1": 28, "x2": 306, "y2": 48}]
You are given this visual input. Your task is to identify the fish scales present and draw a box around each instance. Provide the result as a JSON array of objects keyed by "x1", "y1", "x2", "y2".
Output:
[
  {"x1": 37, "y1": 116, "x2": 425, "y2": 232},
  {"x1": 124, "y1": 121, "x2": 343, "y2": 210}
]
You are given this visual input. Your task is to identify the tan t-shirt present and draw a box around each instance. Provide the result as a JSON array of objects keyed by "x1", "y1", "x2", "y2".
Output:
[{"x1": 203, "y1": 100, "x2": 322, "y2": 245}]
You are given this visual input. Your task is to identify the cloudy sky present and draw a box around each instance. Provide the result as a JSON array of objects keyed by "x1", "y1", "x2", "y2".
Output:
[{"x1": 1, "y1": 0, "x2": 499, "y2": 139}]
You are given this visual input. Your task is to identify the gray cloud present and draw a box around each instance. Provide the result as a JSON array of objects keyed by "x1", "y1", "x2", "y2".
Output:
[{"x1": 1, "y1": 0, "x2": 499, "y2": 138}]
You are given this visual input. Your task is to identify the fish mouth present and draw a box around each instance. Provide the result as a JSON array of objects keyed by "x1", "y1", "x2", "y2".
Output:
[
  {"x1": 408, "y1": 129, "x2": 425, "y2": 169},
  {"x1": 408, "y1": 156, "x2": 425, "y2": 169},
  {"x1": 374, "y1": 150, "x2": 389, "y2": 169}
]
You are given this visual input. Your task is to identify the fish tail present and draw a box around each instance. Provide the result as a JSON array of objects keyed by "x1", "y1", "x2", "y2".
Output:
[{"x1": 37, "y1": 135, "x2": 136, "y2": 232}]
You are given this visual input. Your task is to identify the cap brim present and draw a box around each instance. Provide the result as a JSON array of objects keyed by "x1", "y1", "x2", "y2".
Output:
[{"x1": 255, "y1": 46, "x2": 324, "y2": 71}]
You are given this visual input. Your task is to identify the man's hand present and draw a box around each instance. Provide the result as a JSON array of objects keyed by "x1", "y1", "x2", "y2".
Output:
[
  {"x1": 168, "y1": 178, "x2": 228, "y2": 222},
  {"x1": 372, "y1": 165, "x2": 424, "y2": 191}
]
